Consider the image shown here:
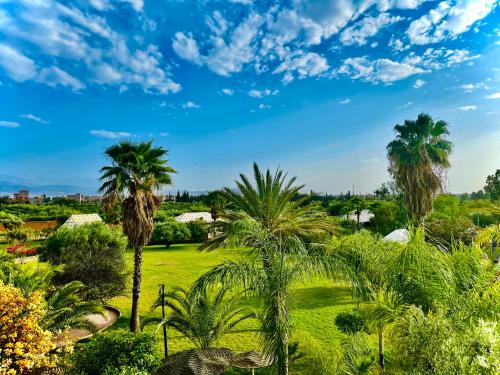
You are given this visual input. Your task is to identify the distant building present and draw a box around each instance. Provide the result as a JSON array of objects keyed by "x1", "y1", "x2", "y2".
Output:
[
  {"x1": 66, "y1": 193, "x2": 84, "y2": 203},
  {"x1": 13, "y1": 190, "x2": 29, "y2": 203},
  {"x1": 175, "y1": 212, "x2": 213, "y2": 223},
  {"x1": 61, "y1": 214, "x2": 103, "y2": 228}
]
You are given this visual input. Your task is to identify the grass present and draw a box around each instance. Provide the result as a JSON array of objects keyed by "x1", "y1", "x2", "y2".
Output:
[{"x1": 108, "y1": 243, "x2": 358, "y2": 372}]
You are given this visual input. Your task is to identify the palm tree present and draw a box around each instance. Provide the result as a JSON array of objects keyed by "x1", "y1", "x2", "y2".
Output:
[
  {"x1": 145, "y1": 286, "x2": 255, "y2": 349},
  {"x1": 195, "y1": 229, "x2": 337, "y2": 375},
  {"x1": 42, "y1": 280, "x2": 103, "y2": 332},
  {"x1": 348, "y1": 196, "x2": 367, "y2": 226},
  {"x1": 99, "y1": 141, "x2": 176, "y2": 332},
  {"x1": 362, "y1": 287, "x2": 403, "y2": 369},
  {"x1": 196, "y1": 164, "x2": 340, "y2": 375},
  {"x1": 387, "y1": 113, "x2": 452, "y2": 223}
]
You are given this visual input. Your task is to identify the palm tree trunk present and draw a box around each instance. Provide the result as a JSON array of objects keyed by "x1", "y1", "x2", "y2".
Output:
[
  {"x1": 130, "y1": 245, "x2": 143, "y2": 332},
  {"x1": 378, "y1": 327, "x2": 384, "y2": 369}
]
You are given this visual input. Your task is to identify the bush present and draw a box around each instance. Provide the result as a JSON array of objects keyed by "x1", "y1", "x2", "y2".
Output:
[
  {"x1": 150, "y1": 219, "x2": 190, "y2": 247},
  {"x1": 70, "y1": 330, "x2": 160, "y2": 375},
  {"x1": 41, "y1": 223, "x2": 128, "y2": 301},
  {"x1": 0, "y1": 211, "x2": 24, "y2": 230},
  {"x1": 369, "y1": 201, "x2": 404, "y2": 236},
  {"x1": 0, "y1": 283, "x2": 55, "y2": 373},
  {"x1": 425, "y1": 215, "x2": 478, "y2": 247},
  {"x1": 335, "y1": 311, "x2": 367, "y2": 334},
  {"x1": 187, "y1": 219, "x2": 209, "y2": 242}
]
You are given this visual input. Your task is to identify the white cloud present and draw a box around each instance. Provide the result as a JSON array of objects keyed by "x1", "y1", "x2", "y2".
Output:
[
  {"x1": 274, "y1": 51, "x2": 329, "y2": 82},
  {"x1": 486, "y1": 92, "x2": 500, "y2": 99},
  {"x1": 0, "y1": 1, "x2": 180, "y2": 94},
  {"x1": 461, "y1": 82, "x2": 489, "y2": 92},
  {"x1": 228, "y1": 0, "x2": 253, "y2": 4},
  {"x1": 221, "y1": 88, "x2": 234, "y2": 95},
  {"x1": 399, "y1": 101, "x2": 413, "y2": 108},
  {"x1": 120, "y1": 0, "x2": 144, "y2": 12},
  {"x1": 172, "y1": 32, "x2": 202, "y2": 65},
  {"x1": 182, "y1": 101, "x2": 201, "y2": 109},
  {"x1": 459, "y1": 105, "x2": 477, "y2": 111},
  {"x1": 248, "y1": 89, "x2": 279, "y2": 98},
  {"x1": 259, "y1": 103, "x2": 271, "y2": 109},
  {"x1": 90, "y1": 129, "x2": 132, "y2": 139},
  {"x1": 0, "y1": 120, "x2": 20, "y2": 128},
  {"x1": 340, "y1": 13, "x2": 402, "y2": 46},
  {"x1": 0, "y1": 43, "x2": 37, "y2": 82},
  {"x1": 339, "y1": 98, "x2": 351, "y2": 104},
  {"x1": 37, "y1": 66, "x2": 86, "y2": 91},
  {"x1": 20, "y1": 114, "x2": 50, "y2": 124},
  {"x1": 338, "y1": 57, "x2": 426, "y2": 83},
  {"x1": 159, "y1": 132, "x2": 169, "y2": 137},
  {"x1": 413, "y1": 78, "x2": 426, "y2": 88},
  {"x1": 389, "y1": 36, "x2": 410, "y2": 52},
  {"x1": 407, "y1": 0, "x2": 497, "y2": 45}
]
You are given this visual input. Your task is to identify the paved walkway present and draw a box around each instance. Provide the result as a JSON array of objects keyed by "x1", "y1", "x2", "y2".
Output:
[{"x1": 55, "y1": 306, "x2": 120, "y2": 346}]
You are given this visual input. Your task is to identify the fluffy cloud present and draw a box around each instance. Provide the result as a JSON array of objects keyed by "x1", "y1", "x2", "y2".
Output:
[
  {"x1": 339, "y1": 98, "x2": 351, "y2": 104},
  {"x1": 407, "y1": 0, "x2": 497, "y2": 45},
  {"x1": 90, "y1": 129, "x2": 132, "y2": 138},
  {"x1": 0, "y1": 44, "x2": 37, "y2": 82},
  {"x1": 461, "y1": 82, "x2": 489, "y2": 92},
  {"x1": 20, "y1": 114, "x2": 50, "y2": 124},
  {"x1": 486, "y1": 92, "x2": 500, "y2": 99},
  {"x1": 274, "y1": 52, "x2": 329, "y2": 82},
  {"x1": 338, "y1": 56, "x2": 426, "y2": 83},
  {"x1": 172, "y1": 32, "x2": 202, "y2": 65},
  {"x1": 459, "y1": 105, "x2": 477, "y2": 111},
  {"x1": 248, "y1": 89, "x2": 279, "y2": 98},
  {"x1": 0, "y1": 121, "x2": 21, "y2": 128},
  {"x1": 182, "y1": 101, "x2": 201, "y2": 109},
  {"x1": 413, "y1": 78, "x2": 426, "y2": 88},
  {"x1": 221, "y1": 88, "x2": 234, "y2": 95},
  {"x1": 340, "y1": 13, "x2": 402, "y2": 46},
  {"x1": 0, "y1": 0, "x2": 180, "y2": 94},
  {"x1": 37, "y1": 66, "x2": 86, "y2": 91}
]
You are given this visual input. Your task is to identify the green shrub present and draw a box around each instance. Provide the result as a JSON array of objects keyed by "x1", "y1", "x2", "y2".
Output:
[
  {"x1": 70, "y1": 331, "x2": 160, "y2": 375},
  {"x1": 471, "y1": 213, "x2": 499, "y2": 227},
  {"x1": 187, "y1": 220, "x2": 209, "y2": 242},
  {"x1": 335, "y1": 311, "x2": 367, "y2": 334},
  {"x1": 41, "y1": 223, "x2": 128, "y2": 301},
  {"x1": 425, "y1": 215, "x2": 478, "y2": 247},
  {"x1": 0, "y1": 211, "x2": 24, "y2": 230},
  {"x1": 150, "y1": 219, "x2": 190, "y2": 247},
  {"x1": 339, "y1": 332, "x2": 376, "y2": 375}
]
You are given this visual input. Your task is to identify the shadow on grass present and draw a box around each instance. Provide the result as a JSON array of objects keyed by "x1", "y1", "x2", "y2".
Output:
[{"x1": 291, "y1": 286, "x2": 355, "y2": 310}]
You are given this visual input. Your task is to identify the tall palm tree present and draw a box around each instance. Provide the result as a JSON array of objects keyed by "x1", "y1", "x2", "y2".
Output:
[
  {"x1": 99, "y1": 141, "x2": 176, "y2": 332},
  {"x1": 145, "y1": 286, "x2": 255, "y2": 349},
  {"x1": 196, "y1": 164, "x2": 340, "y2": 375},
  {"x1": 387, "y1": 113, "x2": 452, "y2": 223}
]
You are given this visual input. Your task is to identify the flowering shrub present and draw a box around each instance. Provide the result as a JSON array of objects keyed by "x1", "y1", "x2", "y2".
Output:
[
  {"x1": 0, "y1": 283, "x2": 55, "y2": 373},
  {"x1": 6, "y1": 244, "x2": 37, "y2": 256}
]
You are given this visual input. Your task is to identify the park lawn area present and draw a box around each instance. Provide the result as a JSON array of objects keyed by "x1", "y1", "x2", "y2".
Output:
[{"x1": 109, "y1": 243, "x2": 359, "y2": 370}]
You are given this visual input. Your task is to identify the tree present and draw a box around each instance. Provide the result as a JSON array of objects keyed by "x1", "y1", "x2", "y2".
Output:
[
  {"x1": 0, "y1": 283, "x2": 55, "y2": 373},
  {"x1": 362, "y1": 288, "x2": 403, "y2": 369},
  {"x1": 374, "y1": 183, "x2": 390, "y2": 199},
  {"x1": 41, "y1": 223, "x2": 129, "y2": 301},
  {"x1": 198, "y1": 163, "x2": 337, "y2": 375},
  {"x1": 99, "y1": 141, "x2": 176, "y2": 332},
  {"x1": 484, "y1": 169, "x2": 500, "y2": 202},
  {"x1": 146, "y1": 286, "x2": 255, "y2": 349},
  {"x1": 150, "y1": 219, "x2": 190, "y2": 248},
  {"x1": 187, "y1": 220, "x2": 209, "y2": 242},
  {"x1": 387, "y1": 113, "x2": 453, "y2": 223},
  {"x1": 348, "y1": 196, "x2": 368, "y2": 226}
]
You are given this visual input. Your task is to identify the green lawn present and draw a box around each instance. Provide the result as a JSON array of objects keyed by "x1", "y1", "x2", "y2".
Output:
[{"x1": 109, "y1": 243, "x2": 358, "y2": 372}]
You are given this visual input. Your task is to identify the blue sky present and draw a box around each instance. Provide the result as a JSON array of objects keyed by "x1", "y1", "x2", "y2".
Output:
[{"x1": 0, "y1": 0, "x2": 499, "y2": 195}]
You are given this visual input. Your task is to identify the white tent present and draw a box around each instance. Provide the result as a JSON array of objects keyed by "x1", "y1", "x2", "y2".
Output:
[
  {"x1": 347, "y1": 209, "x2": 374, "y2": 223},
  {"x1": 383, "y1": 228, "x2": 409, "y2": 243},
  {"x1": 62, "y1": 213, "x2": 103, "y2": 228},
  {"x1": 175, "y1": 212, "x2": 213, "y2": 223}
]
